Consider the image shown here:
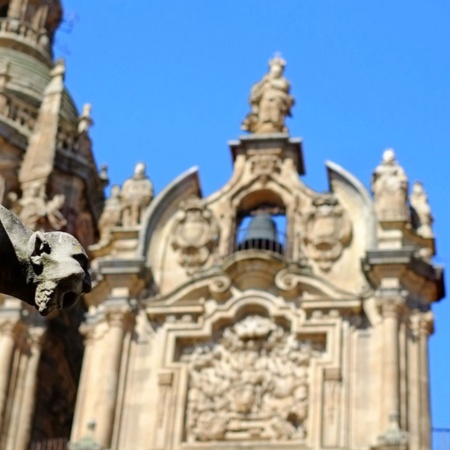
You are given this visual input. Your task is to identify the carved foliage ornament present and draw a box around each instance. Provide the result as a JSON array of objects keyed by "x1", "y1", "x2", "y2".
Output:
[
  {"x1": 180, "y1": 315, "x2": 312, "y2": 443},
  {"x1": 171, "y1": 197, "x2": 219, "y2": 269},
  {"x1": 303, "y1": 194, "x2": 352, "y2": 271}
]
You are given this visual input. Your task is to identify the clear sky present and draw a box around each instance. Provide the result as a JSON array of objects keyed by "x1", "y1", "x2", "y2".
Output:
[{"x1": 56, "y1": 1, "x2": 450, "y2": 428}]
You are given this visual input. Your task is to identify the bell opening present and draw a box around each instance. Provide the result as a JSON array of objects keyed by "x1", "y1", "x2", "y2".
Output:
[{"x1": 236, "y1": 209, "x2": 285, "y2": 255}]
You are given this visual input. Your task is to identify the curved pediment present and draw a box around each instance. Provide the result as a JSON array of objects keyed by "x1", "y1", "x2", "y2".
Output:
[{"x1": 138, "y1": 167, "x2": 201, "y2": 261}]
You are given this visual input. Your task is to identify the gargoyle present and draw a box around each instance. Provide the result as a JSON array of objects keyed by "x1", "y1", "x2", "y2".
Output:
[{"x1": 0, "y1": 204, "x2": 91, "y2": 315}]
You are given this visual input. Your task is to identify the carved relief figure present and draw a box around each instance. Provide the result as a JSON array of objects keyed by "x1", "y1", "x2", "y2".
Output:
[
  {"x1": 409, "y1": 181, "x2": 433, "y2": 238},
  {"x1": 10, "y1": 183, "x2": 67, "y2": 231},
  {"x1": 303, "y1": 195, "x2": 352, "y2": 271},
  {"x1": 0, "y1": 204, "x2": 91, "y2": 315},
  {"x1": 371, "y1": 149, "x2": 409, "y2": 221},
  {"x1": 242, "y1": 55, "x2": 294, "y2": 134},
  {"x1": 121, "y1": 162, "x2": 154, "y2": 227},
  {"x1": 98, "y1": 185, "x2": 122, "y2": 244},
  {"x1": 171, "y1": 197, "x2": 219, "y2": 270},
  {"x1": 181, "y1": 315, "x2": 313, "y2": 443}
]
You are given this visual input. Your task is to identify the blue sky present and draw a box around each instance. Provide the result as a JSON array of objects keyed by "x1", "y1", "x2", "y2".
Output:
[{"x1": 57, "y1": 1, "x2": 450, "y2": 427}]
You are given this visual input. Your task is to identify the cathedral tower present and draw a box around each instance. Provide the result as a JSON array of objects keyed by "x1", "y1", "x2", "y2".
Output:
[{"x1": 0, "y1": 2, "x2": 105, "y2": 449}]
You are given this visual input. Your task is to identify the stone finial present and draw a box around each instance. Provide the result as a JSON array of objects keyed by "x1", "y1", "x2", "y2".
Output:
[
  {"x1": 371, "y1": 149, "x2": 409, "y2": 222},
  {"x1": 78, "y1": 103, "x2": 93, "y2": 134},
  {"x1": 242, "y1": 54, "x2": 294, "y2": 134},
  {"x1": 121, "y1": 162, "x2": 154, "y2": 227},
  {"x1": 50, "y1": 58, "x2": 66, "y2": 79},
  {"x1": 410, "y1": 181, "x2": 433, "y2": 238}
]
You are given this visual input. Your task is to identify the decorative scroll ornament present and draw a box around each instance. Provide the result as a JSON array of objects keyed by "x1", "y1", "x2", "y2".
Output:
[
  {"x1": 180, "y1": 315, "x2": 312, "y2": 443},
  {"x1": 303, "y1": 195, "x2": 352, "y2": 271},
  {"x1": 171, "y1": 197, "x2": 219, "y2": 269}
]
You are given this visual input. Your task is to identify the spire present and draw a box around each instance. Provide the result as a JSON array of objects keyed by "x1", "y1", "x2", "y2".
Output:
[
  {"x1": 241, "y1": 54, "x2": 295, "y2": 134},
  {"x1": 18, "y1": 58, "x2": 65, "y2": 188},
  {"x1": 78, "y1": 103, "x2": 93, "y2": 134}
]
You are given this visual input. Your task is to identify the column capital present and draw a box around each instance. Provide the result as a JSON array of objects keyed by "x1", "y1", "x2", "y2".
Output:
[
  {"x1": 410, "y1": 310, "x2": 434, "y2": 337},
  {"x1": 376, "y1": 288, "x2": 407, "y2": 318}
]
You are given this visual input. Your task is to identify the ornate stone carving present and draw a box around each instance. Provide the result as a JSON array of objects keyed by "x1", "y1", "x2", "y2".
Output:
[
  {"x1": 409, "y1": 181, "x2": 433, "y2": 238},
  {"x1": 303, "y1": 195, "x2": 352, "y2": 271},
  {"x1": 171, "y1": 197, "x2": 219, "y2": 269},
  {"x1": 9, "y1": 183, "x2": 67, "y2": 231},
  {"x1": 98, "y1": 185, "x2": 122, "y2": 244},
  {"x1": 242, "y1": 55, "x2": 294, "y2": 134},
  {"x1": 371, "y1": 149, "x2": 409, "y2": 222},
  {"x1": 180, "y1": 315, "x2": 312, "y2": 443},
  {"x1": 121, "y1": 162, "x2": 153, "y2": 227},
  {"x1": 249, "y1": 153, "x2": 282, "y2": 184},
  {"x1": 0, "y1": 204, "x2": 91, "y2": 315}
]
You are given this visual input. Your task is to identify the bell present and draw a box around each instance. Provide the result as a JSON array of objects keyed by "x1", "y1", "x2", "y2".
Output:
[{"x1": 238, "y1": 212, "x2": 283, "y2": 254}]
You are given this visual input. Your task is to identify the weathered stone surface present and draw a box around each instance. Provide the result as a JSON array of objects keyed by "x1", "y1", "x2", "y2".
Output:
[
  {"x1": 0, "y1": 204, "x2": 91, "y2": 315},
  {"x1": 242, "y1": 55, "x2": 294, "y2": 134}
]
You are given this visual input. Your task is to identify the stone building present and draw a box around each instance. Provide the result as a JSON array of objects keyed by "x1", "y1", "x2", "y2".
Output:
[{"x1": 0, "y1": 2, "x2": 444, "y2": 450}]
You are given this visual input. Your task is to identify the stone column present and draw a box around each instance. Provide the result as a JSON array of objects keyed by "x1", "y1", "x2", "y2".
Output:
[
  {"x1": 376, "y1": 293, "x2": 408, "y2": 450},
  {"x1": 14, "y1": 324, "x2": 46, "y2": 450},
  {"x1": 95, "y1": 306, "x2": 132, "y2": 449},
  {"x1": 0, "y1": 320, "x2": 19, "y2": 433},
  {"x1": 418, "y1": 311, "x2": 433, "y2": 450},
  {"x1": 71, "y1": 317, "x2": 104, "y2": 442},
  {"x1": 381, "y1": 300, "x2": 401, "y2": 426}
]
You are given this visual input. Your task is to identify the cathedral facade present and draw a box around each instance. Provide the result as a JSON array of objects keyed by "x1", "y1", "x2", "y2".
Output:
[{"x1": 0, "y1": 2, "x2": 444, "y2": 450}]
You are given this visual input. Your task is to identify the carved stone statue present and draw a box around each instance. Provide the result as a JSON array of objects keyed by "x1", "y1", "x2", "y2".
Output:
[
  {"x1": 9, "y1": 182, "x2": 67, "y2": 231},
  {"x1": 98, "y1": 185, "x2": 122, "y2": 244},
  {"x1": 0, "y1": 204, "x2": 91, "y2": 315},
  {"x1": 371, "y1": 149, "x2": 409, "y2": 222},
  {"x1": 121, "y1": 162, "x2": 153, "y2": 227},
  {"x1": 409, "y1": 181, "x2": 433, "y2": 238},
  {"x1": 242, "y1": 55, "x2": 294, "y2": 134}
]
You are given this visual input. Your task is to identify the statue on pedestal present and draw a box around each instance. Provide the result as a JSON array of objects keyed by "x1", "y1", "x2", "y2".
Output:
[
  {"x1": 410, "y1": 181, "x2": 433, "y2": 238},
  {"x1": 371, "y1": 149, "x2": 409, "y2": 222},
  {"x1": 98, "y1": 185, "x2": 122, "y2": 244},
  {"x1": 121, "y1": 163, "x2": 153, "y2": 227},
  {"x1": 242, "y1": 55, "x2": 295, "y2": 134}
]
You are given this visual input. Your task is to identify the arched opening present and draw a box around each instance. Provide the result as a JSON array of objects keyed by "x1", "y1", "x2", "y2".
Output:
[{"x1": 235, "y1": 190, "x2": 286, "y2": 256}]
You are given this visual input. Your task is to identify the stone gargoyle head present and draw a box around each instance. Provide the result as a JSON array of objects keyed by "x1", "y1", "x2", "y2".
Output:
[{"x1": 0, "y1": 205, "x2": 91, "y2": 315}]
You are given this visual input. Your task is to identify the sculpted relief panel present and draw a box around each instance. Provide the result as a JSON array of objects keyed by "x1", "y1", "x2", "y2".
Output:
[{"x1": 180, "y1": 316, "x2": 314, "y2": 444}]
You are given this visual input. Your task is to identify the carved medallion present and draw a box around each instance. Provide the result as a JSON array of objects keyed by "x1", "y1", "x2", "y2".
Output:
[
  {"x1": 180, "y1": 315, "x2": 312, "y2": 443},
  {"x1": 171, "y1": 197, "x2": 219, "y2": 269},
  {"x1": 303, "y1": 195, "x2": 352, "y2": 271}
]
